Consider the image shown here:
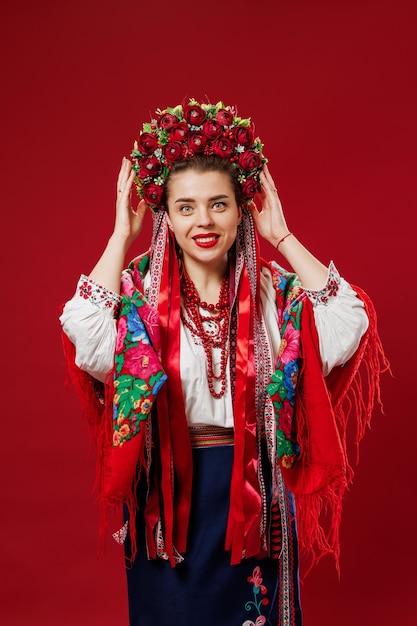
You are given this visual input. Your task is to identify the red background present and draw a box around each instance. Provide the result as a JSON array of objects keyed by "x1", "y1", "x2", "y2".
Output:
[{"x1": 1, "y1": 1, "x2": 416, "y2": 624}]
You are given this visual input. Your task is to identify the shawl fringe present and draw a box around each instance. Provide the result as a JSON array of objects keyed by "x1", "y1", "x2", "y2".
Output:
[
  {"x1": 282, "y1": 287, "x2": 390, "y2": 575},
  {"x1": 61, "y1": 330, "x2": 139, "y2": 561}
]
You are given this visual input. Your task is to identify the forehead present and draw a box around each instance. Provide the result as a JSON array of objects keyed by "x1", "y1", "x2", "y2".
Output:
[{"x1": 167, "y1": 169, "x2": 234, "y2": 200}]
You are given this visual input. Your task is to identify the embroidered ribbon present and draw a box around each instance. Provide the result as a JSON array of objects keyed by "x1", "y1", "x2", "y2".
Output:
[
  {"x1": 226, "y1": 263, "x2": 261, "y2": 563},
  {"x1": 146, "y1": 230, "x2": 192, "y2": 565},
  {"x1": 165, "y1": 233, "x2": 193, "y2": 553}
]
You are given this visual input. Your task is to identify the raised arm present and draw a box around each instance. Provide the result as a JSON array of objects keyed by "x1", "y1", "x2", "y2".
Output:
[
  {"x1": 89, "y1": 157, "x2": 147, "y2": 293},
  {"x1": 249, "y1": 164, "x2": 329, "y2": 290}
]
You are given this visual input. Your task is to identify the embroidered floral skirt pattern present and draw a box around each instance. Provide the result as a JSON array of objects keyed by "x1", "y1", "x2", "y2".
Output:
[{"x1": 124, "y1": 441, "x2": 302, "y2": 626}]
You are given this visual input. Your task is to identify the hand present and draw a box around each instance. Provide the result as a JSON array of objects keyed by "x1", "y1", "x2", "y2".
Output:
[
  {"x1": 248, "y1": 164, "x2": 290, "y2": 248},
  {"x1": 113, "y1": 157, "x2": 147, "y2": 248}
]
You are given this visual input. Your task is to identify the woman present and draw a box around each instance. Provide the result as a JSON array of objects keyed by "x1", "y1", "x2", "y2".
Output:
[{"x1": 60, "y1": 99, "x2": 386, "y2": 626}]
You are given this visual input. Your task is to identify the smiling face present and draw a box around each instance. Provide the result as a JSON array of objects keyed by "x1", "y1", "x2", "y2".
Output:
[{"x1": 166, "y1": 169, "x2": 242, "y2": 276}]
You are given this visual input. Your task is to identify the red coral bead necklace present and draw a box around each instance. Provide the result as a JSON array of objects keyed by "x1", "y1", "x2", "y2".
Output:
[{"x1": 180, "y1": 267, "x2": 230, "y2": 399}]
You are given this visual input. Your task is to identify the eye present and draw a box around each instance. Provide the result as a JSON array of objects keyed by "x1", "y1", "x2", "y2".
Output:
[
  {"x1": 212, "y1": 201, "x2": 226, "y2": 211},
  {"x1": 178, "y1": 204, "x2": 193, "y2": 214}
]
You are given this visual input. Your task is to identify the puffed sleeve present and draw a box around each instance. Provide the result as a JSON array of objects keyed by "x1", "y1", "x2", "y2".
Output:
[
  {"x1": 260, "y1": 262, "x2": 369, "y2": 376},
  {"x1": 59, "y1": 275, "x2": 120, "y2": 382},
  {"x1": 302, "y1": 262, "x2": 369, "y2": 376}
]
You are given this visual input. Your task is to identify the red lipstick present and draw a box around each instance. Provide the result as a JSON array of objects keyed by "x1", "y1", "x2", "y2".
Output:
[{"x1": 192, "y1": 233, "x2": 219, "y2": 248}]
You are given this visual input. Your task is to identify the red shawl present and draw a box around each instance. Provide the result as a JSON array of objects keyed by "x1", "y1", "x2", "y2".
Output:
[
  {"x1": 61, "y1": 262, "x2": 389, "y2": 572},
  {"x1": 284, "y1": 285, "x2": 389, "y2": 572}
]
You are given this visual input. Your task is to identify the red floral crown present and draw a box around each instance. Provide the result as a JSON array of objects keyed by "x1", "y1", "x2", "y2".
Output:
[{"x1": 131, "y1": 98, "x2": 267, "y2": 211}]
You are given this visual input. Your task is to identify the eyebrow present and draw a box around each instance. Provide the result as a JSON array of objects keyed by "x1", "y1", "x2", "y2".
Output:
[{"x1": 174, "y1": 194, "x2": 230, "y2": 204}]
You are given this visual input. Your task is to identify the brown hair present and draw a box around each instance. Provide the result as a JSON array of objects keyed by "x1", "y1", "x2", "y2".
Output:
[{"x1": 163, "y1": 155, "x2": 244, "y2": 209}]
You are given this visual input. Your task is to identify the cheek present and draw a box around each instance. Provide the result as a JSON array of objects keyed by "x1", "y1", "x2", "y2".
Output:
[
  {"x1": 165, "y1": 208, "x2": 180, "y2": 233},
  {"x1": 169, "y1": 219, "x2": 188, "y2": 242}
]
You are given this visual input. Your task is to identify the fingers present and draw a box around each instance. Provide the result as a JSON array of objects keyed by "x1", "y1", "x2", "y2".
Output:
[
  {"x1": 260, "y1": 164, "x2": 279, "y2": 195},
  {"x1": 116, "y1": 157, "x2": 128, "y2": 189},
  {"x1": 134, "y1": 198, "x2": 147, "y2": 219},
  {"x1": 117, "y1": 157, "x2": 135, "y2": 198}
]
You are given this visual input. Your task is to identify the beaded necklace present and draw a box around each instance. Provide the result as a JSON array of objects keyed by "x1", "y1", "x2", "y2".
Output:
[{"x1": 180, "y1": 268, "x2": 230, "y2": 398}]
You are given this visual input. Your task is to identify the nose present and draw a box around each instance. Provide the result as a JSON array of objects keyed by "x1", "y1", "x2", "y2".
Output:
[{"x1": 197, "y1": 206, "x2": 214, "y2": 227}]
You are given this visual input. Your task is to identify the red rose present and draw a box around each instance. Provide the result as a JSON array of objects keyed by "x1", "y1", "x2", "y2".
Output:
[
  {"x1": 138, "y1": 156, "x2": 162, "y2": 178},
  {"x1": 238, "y1": 150, "x2": 261, "y2": 171},
  {"x1": 202, "y1": 120, "x2": 223, "y2": 140},
  {"x1": 170, "y1": 122, "x2": 190, "y2": 141},
  {"x1": 183, "y1": 104, "x2": 206, "y2": 126},
  {"x1": 212, "y1": 138, "x2": 235, "y2": 158},
  {"x1": 188, "y1": 132, "x2": 207, "y2": 153},
  {"x1": 163, "y1": 142, "x2": 184, "y2": 162},
  {"x1": 216, "y1": 108, "x2": 234, "y2": 126},
  {"x1": 241, "y1": 177, "x2": 260, "y2": 199},
  {"x1": 157, "y1": 112, "x2": 179, "y2": 130},
  {"x1": 137, "y1": 132, "x2": 158, "y2": 155},
  {"x1": 143, "y1": 183, "x2": 163, "y2": 206},
  {"x1": 232, "y1": 125, "x2": 254, "y2": 146}
]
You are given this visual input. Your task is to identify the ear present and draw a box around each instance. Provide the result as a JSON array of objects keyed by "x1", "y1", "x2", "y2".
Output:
[
  {"x1": 166, "y1": 212, "x2": 174, "y2": 231},
  {"x1": 237, "y1": 204, "x2": 243, "y2": 225}
]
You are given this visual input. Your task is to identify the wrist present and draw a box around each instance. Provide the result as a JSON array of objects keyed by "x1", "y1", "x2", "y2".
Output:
[{"x1": 274, "y1": 231, "x2": 293, "y2": 250}]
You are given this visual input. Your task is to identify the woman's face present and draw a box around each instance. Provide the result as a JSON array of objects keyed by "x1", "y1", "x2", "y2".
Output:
[{"x1": 166, "y1": 169, "x2": 241, "y2": 274}]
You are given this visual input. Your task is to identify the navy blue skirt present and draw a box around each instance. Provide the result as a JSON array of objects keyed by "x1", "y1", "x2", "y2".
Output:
[{"x1": 125, "y1": 440, "x2": 302, "y2": 626}]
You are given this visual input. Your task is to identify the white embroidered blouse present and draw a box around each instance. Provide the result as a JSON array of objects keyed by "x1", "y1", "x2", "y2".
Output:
[{"x1": 60, "y1": 262, "x2": 368, "y2": 428}]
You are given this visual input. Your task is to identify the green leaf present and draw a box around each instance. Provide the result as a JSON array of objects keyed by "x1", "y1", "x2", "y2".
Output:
[
  {"x1": 119, "y1": 398, "x2": 132, "y2": 417},
  {"x1": 138, "y1": 255, "x2": 149, "y2": 275},
  {"x1": 133, "y1": 378, "x2": 148, "y2": 391},
  {"x1": 115, "y1": 374, "x2": 133, "y2": 385},
  {"x1": 120, "y1": 306, "x2": 130, "y2": 318},
  {"x1": 204, "y1": 104, "x2": 217, "y2": 118},
  {"x1": 276, "y1": 430, "x2": 295, "y2": 456},
  {"x1": 121, "y1": 294, "x2": 132, "y2": 306},
  {"x1": 270, "y1": 370, "x2": 284, "y2": 384},
  {"x1": 115, "y1": 384, "x2": 132, "y2": 395},
  {"x1": 136, "y1": 412, "x2": 149, "y2": 424},
  {"x1": 132, "y1": 293, "x2": 145, "y2": 309},
  {"x1": 149, "y1": 372, "x2": 163, "y2": 387},
  {"x1": 267, "y1": 383, "x2": 280, "y2": 396},
  {"x1": 172, "y1": 105, "x2": 183, "y2": 117},
  {"x1": 143, "y1": 123, "x2": 153, "y2": 133}
]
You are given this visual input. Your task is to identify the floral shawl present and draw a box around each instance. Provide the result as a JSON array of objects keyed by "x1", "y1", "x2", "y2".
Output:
[{"x1": 62, "y1": 246, "x2": 388, "y2": 572}]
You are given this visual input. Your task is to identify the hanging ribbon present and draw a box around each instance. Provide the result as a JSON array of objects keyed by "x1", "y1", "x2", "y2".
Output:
[
  {"x1": 225, "y1": 263, "x2": 261, "y2": 564},
  {"x1": 145, "y1": 230, "x2": 193, "y2": 565}
]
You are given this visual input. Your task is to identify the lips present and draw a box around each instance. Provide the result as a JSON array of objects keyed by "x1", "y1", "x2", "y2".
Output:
[{"x1": 192, "y1": 233, "x2": 220, "y2": 248}]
